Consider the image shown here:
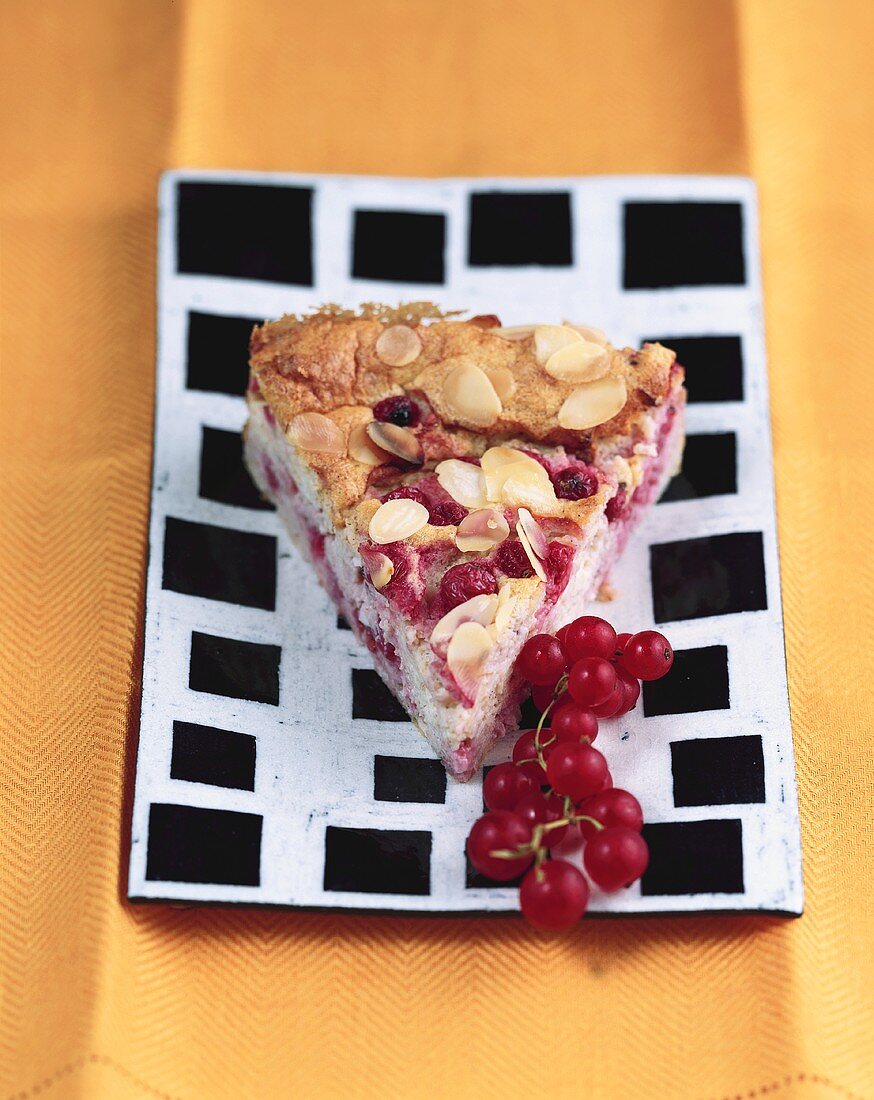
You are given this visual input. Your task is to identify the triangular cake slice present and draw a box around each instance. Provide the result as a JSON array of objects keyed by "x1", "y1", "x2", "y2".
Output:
[{"x1": 243, "y1": 305, "x2": 685, "y2": 780}]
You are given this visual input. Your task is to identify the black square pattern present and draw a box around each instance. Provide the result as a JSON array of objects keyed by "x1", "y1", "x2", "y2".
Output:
[
  {"x1": 647, "y1": 335, "x2": 744, "y2": 404},
  {"x1": 199, "y1": 426, "x2": 273, "y2": 511},
  {"x1": 189, "y1": 631, "x2": 280, "y2": 705},
  {"x1": 642, "y1": 645, "x2": 730, "y2": 717},
  {"x1": 623, "y1": 202, "x2": 745, "y2": 288},
  {"x1": 323, "y1": 826, "x2": 431, "y2": 895},
  {"x1": 373, "y1": 756, "x2": 447, "y2": 804},
  {"x1": 641, "y1": 819, "x2": 744, "y2": 895},
  {"x1": 661, "y1": 433, "x2": 737, "y2": 502},
  {"x1": 351, "y1": 669, "x2": 410, "y2": 722},
  {"x1": 162, "y1": 517, "x2": 276, "y2": 610},
  {"x1": 650, "y1": 532, "x2": 767, "y2": 623},
  {"x1": 671, "y1": 736, "x2": 766, "y2": 807},
  {"x1": 177, "y1": 181, "x2": 313, "y2": 284},
  {"x1": 352, "y1": 210, "x2": 445, "y2": 284},
  {"x1": 468, "y1": 191, "x2": 573, "y2": 266},
  {"x1": 186, "y1": 311, "x2": 259, "y2": 397},
  {"x1": 146, "y1": 803, "x2": 262, "y2": 886},
  {"x1": 518, "y1": 696, "x2": 541, "y2": 730},
  {"x1": 170, "y1": 721, "x2": 256, "y2": 791},
  {"x1": 336, "y1": 614, "x2": 352, "y2": 631}
]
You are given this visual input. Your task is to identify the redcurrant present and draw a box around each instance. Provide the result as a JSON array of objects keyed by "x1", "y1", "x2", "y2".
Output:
[
  {"x1": 562, "y1": 616, "x2": 617, "y2": 663},
  {"x1": 531, "y1": 682, "x2": 561, "y2": 712},
  {"x1": 612, "y1": 667, "x2": 641, "y2": 716},
  {"x1": 546, "y1": 743, "x2": 609, "y2": 802},
  {"x1": 578, "y1": 788, "x2": 644, "y2": 840},
  {"x1": 620, "y1": 630, "x2": 674, "y2": 681},
  {"x1": 511, "y1": 729, "x2": 550, "y2": 781},
  {"x1": 590, "y1": 676, "x2": 625, "y2": 718},
  {"x1": 483, "y1": 762, "x2": 536, "y2": 812},
  {"x1": 520, "y1": 861, "x2": 589, "y2": 929},
  {"x1": 549, "y1": 702, "x2": 599, "y2": 744},
  {"x1": 467, "y1": 811, "x2": 533, "y2": 881},
  {"x1": 567, "y1": 656, "x2": 617, "y2": 707},
  {"x1": 583, "y1": 826, "x2": 649, "y2": 891},
  {"x1": 612, "y1": 632, "x2": 632, "y2": 662},
  {"x1": 517, "y1": 634, "x2": 566, "y2": 686},
  {"x1": 514, "y1": 791, "x2": 569, "y2": 848}
]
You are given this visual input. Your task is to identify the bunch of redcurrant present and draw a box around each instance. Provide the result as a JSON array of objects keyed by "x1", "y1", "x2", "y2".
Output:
[{"x1": 466, "y1": 617, "x2": 674, "y2": 930}]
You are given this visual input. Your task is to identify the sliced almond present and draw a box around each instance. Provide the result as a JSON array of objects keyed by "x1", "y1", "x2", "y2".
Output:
[
  {"x1": 484, "y1": 366, "x2": 517, "y2": 406},
  {"x1": 430, "y1": 593, "x2": 499, "y2": 657},
  {"x1": 493, "y1": 324, "x2": 536, "y2": 341},
  {"x1": 455, "y1": 508, "x2": 510, "y2": 553},
  {"x1": 564, "y1": 322, "x2": 608, "y2": 346},
  {"x1": 516, "y1": 508, "x2": 548, "y2": 560},
  {"x1": 435, "y1": 458, "x2": 489, "y2": 508},
  {"x1": 492, "y1": 581, "x2": 518, "y2": 636},
  {"x1": 557, "y1": 376, "x2": 628, "y2": 430},
  {"x1": 365, "y1": 552, "x2": 395, "y2": 589},
  {"x1": 446, "y1": 621, "x2": 493, "y2": 702},
  {"x1": 533, "y1": 324, "x2": 582, "y2": 365},
  {"x1": 481, "y1": 446, "x2": 549, "y2": 502},
  {"x1": 442, "y1": 364, "x2": 503, "y2": 427},
  {"x1": 368, "y1": 498, "x2": 429, "y2": 544},
  {"x1": 544, "y1": 340, "x2": 609, "y2": 383},
  {"x1": 286, "y1": 412, "x2": 347, "y2": 454},
  {"x1": 375, "y1": 324, "x2": 422, "y2": 367},
  {"x1": 348, "y1": 422, "x2": 391, "y2": 466},
  {"x1": 366, "y1": 421, "x2": 424, "y2": 466},
  {"x1": 516, "y1": 522, "x2": 548, "y2": 582}
]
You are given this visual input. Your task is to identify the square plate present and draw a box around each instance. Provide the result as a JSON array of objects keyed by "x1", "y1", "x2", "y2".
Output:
[{"x1": 127, "y1": 171, "x2": 802, "y2": 916}]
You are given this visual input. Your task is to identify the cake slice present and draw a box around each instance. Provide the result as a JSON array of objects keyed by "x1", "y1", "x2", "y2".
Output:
[{"x1": 243, "y1": 304, "x2": 685, "y2": 781}]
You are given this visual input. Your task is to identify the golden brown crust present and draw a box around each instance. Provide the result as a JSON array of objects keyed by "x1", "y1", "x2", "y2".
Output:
[{"x1": 248, "y1": 308, "x2": 680, "y2": 528}]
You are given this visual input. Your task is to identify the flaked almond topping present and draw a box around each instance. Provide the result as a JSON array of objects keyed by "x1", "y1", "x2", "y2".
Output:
[
  {"x1": 366, "y1": 421, "x2": 424, "y2": 466},
  {"x1": 557, "y1": 376, "x2": 628, "y2": 431},
  {"x1": 348, "y1": 422, "x2": 391, "y2": 466},
  {"x1": 446, "y1": 621, "x2": 493, "y2": 702},
  {"x1": 484, "y1": 366, "x2": 517, "y2": 405},
  {"x1": 368, "y1": 498, "x2": 430, "y2": 544},
  {"x1": 430, "y1": 593, "x2": 499, "y2": 657},
  {"x1": 564, "y1": 322, "x2": 608, "y2": 346},
  {"x1": 480, "y1": 446, "x2": 549, "y2": 501},
  {"x1": 492, "y1": 581, "x2": 518, "y2": 636},
  {"x1": 544, "y1": 340, "x2": 609, "y2": 384},
  {"x1": 442, "y1": 364, "x2": 503, "y2": 428},
  {"x1": 533, "y1": 324, "x2": 582, "y2": 365},
  {"x1": 365, "y1": 552, "x2": 395, "y2": 589},
  {"x1": 455, "y1": 508, "x2": 510, "y2": 553},
  {"x1": 286, "y1": 412, "x2": 347, "y2": 454},
  {"x1": 492, "y1": 324, "x2": 536, "y2": 341},
  {"x1": 435, "y1": 458, "x2": 489, "y2": 508},
  {"x1": 516, "y1": 508, "x2": 548, "y2": 560},
  {"x1": 375, "y1": 324, "x2": 422, "y2": 367},
  {"x1": 516, "y1": 522, "x2": 548, "y2": 582}
]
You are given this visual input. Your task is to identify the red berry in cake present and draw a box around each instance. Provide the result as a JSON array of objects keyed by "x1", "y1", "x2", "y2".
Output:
[
  {"x1": 546, "y1": 541, "x2": 574, "y2": 581},
  {"x1": 579, "y1": 789, "x2": 644, "y2": 839},
  {"x1": 483, "y1": 762, "x2": 537, "y2": 812},
  {"x1": 605, "y1": 489, "x2": 627, "y2": 522},
  {"x1": 583, "y1": 826, "x2": 649, "y2": 891},
  {"x1": 513, "y1": 791, "x2": 569, "y2": 848},
  {"x1": 439, "y1": 562, "x2": 497, "y2": 611},
  {"x1": 562, "y1": 615, "x2": 617, "y2": 662},
  {"x1": 373, "y1": 394, "x2": 420, "y2": 427},
  {"x1": 567, "y1": 656, "x2": 617, "y2": 707},
  {"x1": 546, "y1": 743, "x2": 609, "y2": 802},
  {"x1": 467, "y1": 811, "x2": 533, "y2": 881},
  {"x1": 612, "y1": 667, "x2": 641, "y2": 716},
  {"x1": 590, "y1": 677, "x2": 625, "y2": 718},
  {"x1": 512, "y1": 729, "x2": 551, "y2": 780},
  {"x1": 620, "y1": 630, "x2": 674, "y2": 680},
  {"x1": 428, "y1": 500, "x2": 467, "y2": 526},
  {"x1": 517, "y1": 634, "x2": 566, "y2": 686},
  {"x1": 549, "y1": 701, "x2": 599, "y2": 744},
  {"x1": 553, "y1": 466, "x2": 599, "y2": 501},
  {"x1": 520, "y1": 861, "x2": 589, "y2": 930},
  {"x1": 381, "y1": 486, "x2": 430, "y2": 507},
  {"x1": 493, "y1": 538, "x2": 535, "y2": 578}
]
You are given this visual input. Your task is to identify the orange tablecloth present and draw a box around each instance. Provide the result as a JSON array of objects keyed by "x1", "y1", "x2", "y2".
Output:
[{"x1": 2, "y1": 2, "x2": 872, "y2": 1097}]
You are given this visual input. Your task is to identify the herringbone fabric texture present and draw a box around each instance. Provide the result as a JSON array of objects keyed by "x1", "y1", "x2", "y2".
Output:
[{"x1": 1, "y1": 1, "x2": 872, "y2": 1097}]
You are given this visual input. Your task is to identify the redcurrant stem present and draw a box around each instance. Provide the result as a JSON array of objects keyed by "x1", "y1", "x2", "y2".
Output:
[
  {"x1": 572, "y1": 814, "x2": 604, "y2": 831},
  {"x1": 532, "y1": 673, "x2": 568, "y2": 767}
]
